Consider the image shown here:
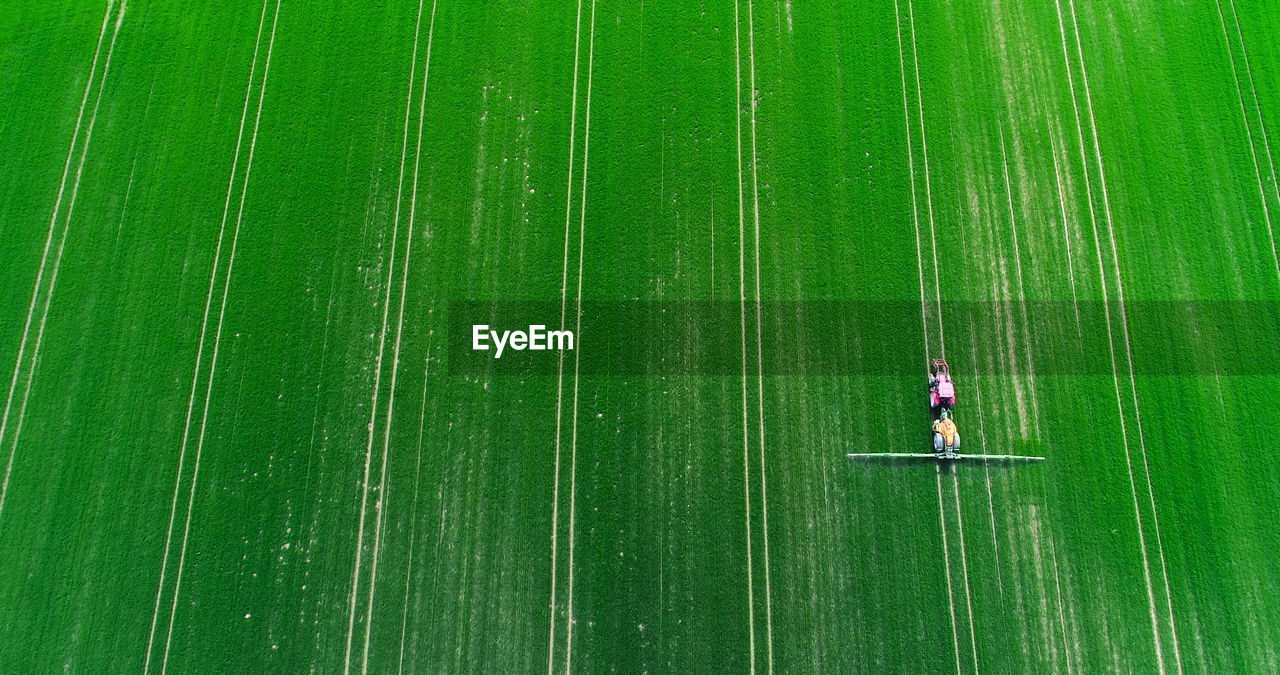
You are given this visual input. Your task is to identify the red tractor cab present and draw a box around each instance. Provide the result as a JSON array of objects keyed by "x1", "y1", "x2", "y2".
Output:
[{"x1": 929, "y1": 358, "x2": 955, "y2": 411}]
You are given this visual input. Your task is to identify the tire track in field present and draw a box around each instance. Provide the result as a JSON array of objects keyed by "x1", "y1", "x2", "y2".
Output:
[
  {"x1": 1047, "y1": 126, "x2": 1083, "y2": 331},
  {"x1": 395, "y1": 354, "x2": 431, "y2": 674},
  {"x1": 1048, "y1": 529, "x2": 1076, "y2": 675},
  {"x1": 892, "y1": 1, "x2": 962, "y2": 671},
  {"x1": 1051, "y1": 1, "x2": 1178, "y2": 670},
  {"x1": 968, "y1": 362, "x2": 1003, "y2": 602},
  {"x1": 906, "y1": 0, "x2": 945, "y2": 352},
  {"x1": 950, "y1": 469, "x2": 979, "y2": 674},
  {"x1": 992, "y1": 121, "x2": 1074, "y2": 670},
  {"x1": 0, "y1": 0, "x2": 125, "y2": 520},
  {"x1": 359, "y1": 1, "x2": 439, "y2": 671},
  {"x1": 1059, "y1": 3, "x2": 1177, "y2": 671},
  {"x1": 959, "y1": 155, "x2": 1018, "y2": 673},
  {"x1": 907, "y1": 0, "x2": 985, "y2": 668},
  {"x1": 343, "y1": 0, "x2": 433, "y2": 670},
  {"x1": 1063, "y1": 3, "x2": 1181, "y2": 669},
  {"x1": 997, "y1": 128, "x2": 1040, "y2": 434},
  {"x1": 733, "y1": 0, "x2": 760, "y2": 670},
  {"x1": 160, "y1": 2, "x2": 282, "y2": 671},
  {"x1": 984, "y1": 14, "x2": 1081, "y2": 649},
  {"x1": 743, "y1": 0, "x2": 776, "y2": 668},
  {"x1": 547, "y1": 0, "x2": 586, "y2": 668},
  {"x1": 933, "y1": 466, "x2": 964, "y2": 674},
  {"x1": 561, "y1": 2, "x2": 596, "y2": 671},
  {"x1": 1225, "y1": 0, "x2": 1280, "y2": 262},
  {"x1": 734, "y1": 0, "x2": 779, "y2": 667},
  {"x1": 981, "y1": 21, "x2": 1086, "y2": 667},
  {"x1": 144, "y1": 2, "x2": 269, "y2": 670},
  {"x1": 1213, "y1": 0, "x2": 1280, "y2": 284}
]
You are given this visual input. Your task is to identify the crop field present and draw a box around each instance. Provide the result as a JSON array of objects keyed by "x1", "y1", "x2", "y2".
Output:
[{"x1": 3, "y1": 0, "x2": 1280, "y2": 672}]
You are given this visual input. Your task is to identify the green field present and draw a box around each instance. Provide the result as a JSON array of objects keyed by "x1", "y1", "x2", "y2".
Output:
[{"x1": 3, "y1": 0, "x2": 1280, "y2": 671}]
